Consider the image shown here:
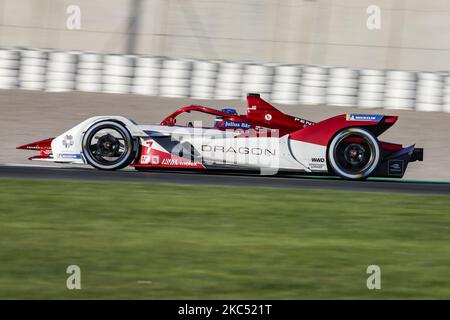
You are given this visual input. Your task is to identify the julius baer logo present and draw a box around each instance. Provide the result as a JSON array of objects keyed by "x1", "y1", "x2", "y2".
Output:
[{"x1": 221, "y1": 121, "x2": 252, "y2": 129}]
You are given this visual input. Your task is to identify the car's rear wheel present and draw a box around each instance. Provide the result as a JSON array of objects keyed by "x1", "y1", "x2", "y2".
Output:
[
  {"x1": 82, "y1": 121, "x2": 136, "y2": 170},
  {"x1": 328, "y1": 127, "x2": 380, "y2": 180}
]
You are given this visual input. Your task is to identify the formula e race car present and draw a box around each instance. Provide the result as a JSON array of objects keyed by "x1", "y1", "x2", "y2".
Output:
[{"x1": 17, "y1": 94, "x2": 423, "y2": 180}]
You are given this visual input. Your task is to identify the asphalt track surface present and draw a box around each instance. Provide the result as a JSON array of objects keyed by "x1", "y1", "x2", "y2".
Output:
[{"x1": 0, "y1": 164, "x2": 449, "y2": 195}]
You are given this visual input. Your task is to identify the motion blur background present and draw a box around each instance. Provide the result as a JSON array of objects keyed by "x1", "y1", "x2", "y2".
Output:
[
  {"x1": 1, "y1": 1, "x2": 450, "y2": 300},
  {"x1": 1, "y1": 0, "x2": 449, "y2": 70},
  {"x1": 0, "y1": 0, "x2": 449, "y2": 179}
]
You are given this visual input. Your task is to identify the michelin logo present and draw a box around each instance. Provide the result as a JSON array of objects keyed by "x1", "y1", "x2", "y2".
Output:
[
  {"x1": 347, "y1": 114, "x2": 383, "y2": 122},
  {"x1": 59, "y1": 153, "x2": 81, "y2": 159}
]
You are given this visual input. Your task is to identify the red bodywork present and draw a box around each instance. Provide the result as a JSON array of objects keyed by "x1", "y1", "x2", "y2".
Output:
[
  {"x1": 16, "y1": 137, "x2": 54, "y2": 160},
  {"x1": 289, "y1": 114, "x2": 398, "y2": 146},
  {"x1": 136, "y1": 94, "x2": 405, "y2": 168},
  {"x1": 160, "y1": 94, "x2": 313, "y2": 137},
  {"x1": 18, "y1": 94, "x2": 413, "y2": 174},
  {"x1": 133, "y1": 141, "x2": 205, "y2": 169},
  {"x1": 161, "y1": 106, "x2": 244, "y2": 126},
  {"x1": 160, "y1": 94, "x2": 398, "y2": 144}
]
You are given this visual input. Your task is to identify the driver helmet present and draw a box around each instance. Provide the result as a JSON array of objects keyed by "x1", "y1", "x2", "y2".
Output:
[{"x1": 214, "y1": 108, "x2": 238, "y2": 127}]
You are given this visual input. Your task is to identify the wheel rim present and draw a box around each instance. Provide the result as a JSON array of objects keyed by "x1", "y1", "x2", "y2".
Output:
[
  {"x1": 329, "y1": 129, "x2": 380, "y2": 179},
  {"x1": 85, "y1": 126, "x2": 129, "y2": 166},
  {"x1": 334, "y1": 137, "x2": 375, "y2": 174}
]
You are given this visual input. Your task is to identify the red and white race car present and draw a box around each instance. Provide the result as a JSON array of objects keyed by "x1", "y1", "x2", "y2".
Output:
[{"x1": 18, "y1": 94, "x2": 423, "y2": 180}]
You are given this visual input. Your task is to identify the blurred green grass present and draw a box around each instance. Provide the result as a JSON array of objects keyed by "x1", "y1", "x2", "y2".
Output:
[{"x1": 0, "y1": 178, "x2": 449, "y2": 299}]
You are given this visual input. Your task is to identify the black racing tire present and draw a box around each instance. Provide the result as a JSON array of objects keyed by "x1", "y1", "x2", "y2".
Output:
[
  {"x1": 327, "y1": 127, "x2": 381, "y2": 180},
  {"x1": 82, "y1": 121, "x2": 136, "y2": 170}
]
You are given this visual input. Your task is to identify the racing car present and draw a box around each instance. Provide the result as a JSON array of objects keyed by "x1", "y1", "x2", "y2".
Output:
[{"x1": 17, "y1": 93, "x2": 423, "y2": 180}]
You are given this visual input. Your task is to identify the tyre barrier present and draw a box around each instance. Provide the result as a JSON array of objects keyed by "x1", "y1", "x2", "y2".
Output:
[
  {"x1": 19, "y1": 49, "x2": 48, "y2": 91},
  {"x1": 102, "y1": 54, "x2": 134, "y2": 94},
  {"x1": 415, "y1": 72, "x2": 443, "y2": 112},
  {"x1": 214, "y1": 62, "x2": 244, "y2": 100},
  {"x1": 0, "y1": 49, "x2": 20, "y2": 89},
  {"x1": 132, "y1": 56, "x2": 161, "y2": 96},
  {"x1": 76, "y1": 52, "x2": 104, "y2": 92},
  {"x1": 190, "y1": 60, "x2": 218, "y2": 99},
  {"x1": 271, "y1": 65, "x2": 301, "y2": 104},
  {"x1": 299, "y1": 66, "x2": 328, "y2": 105},
  {"x1": 357, "y1": 69, "x2": 385, "y2": 109},
  {"x1": 442, "y1": 75, "x2": 450, "y2": 113},
  {"x1": 46, "y1": 51, "x2": 78, "y2": 92},
  {"x1": 241, "y1": 64, "x2": 273, "y2": 101},
  {"x1": 0, "y1": 47, "x2": 449, "y2": 112},
  {"x1": 326, "y1": 67, "x2": 358, "y2": 107},
  {"x1": 159, "y1": 59, "x2": 191, "y2": 98},
  {"x1": 384, "y1": 70, "x2": 417, "y2": 110}
]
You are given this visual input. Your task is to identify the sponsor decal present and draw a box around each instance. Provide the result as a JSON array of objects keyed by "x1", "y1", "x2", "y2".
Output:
[
  {"x1": 310, "y1": 163, "x2": 325, "y2": 169},
  {"x1": 309, "y1": 157, "x2": 326, "y2": 169},
  {"x1": 295, "y1": 118, "x2": 314, "y2": 127},
  {"x1": 388, "y1": 160, "x2": 404, "y2": 176},
  {"x1": 220, "y1": 121, "x2": 252, "y2": 129},
  {"x1": 140, "y1": 155, "x2": 151, "y2": 164},
  {"x1": 151, "y1": 155, "x2": 160, "y2": 164},
  {"x1": 254, "y1": 125, "x2": 271, "y2": 131},
  {"x1": 346, "y1": 114, "x2": 383, "y2": 122},
  {"x1": 59, "y1": 153, "x2": 81, "y2": 159},
  {"x1": 161, "y1": 158, "x2": 199, "y2": 167},
  {"x1": 62, "y1": 135, "x2": 74, "y2": 149},
  {"x1": 201, "y1": 145, "x2": 276, "y2": 156},
  {"x1": 152, "y1": 154, "x2": 159, "y2": 164}
]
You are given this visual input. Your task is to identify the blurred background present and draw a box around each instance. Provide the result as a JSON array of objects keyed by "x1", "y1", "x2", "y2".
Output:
[
  {"x1": 1, "y1": 0, "x2": 449, "y2": 70},
  {"x1": 1, "y1": 1, "x2": 450, "y2": 300},
  {"x1": 0, "y1": 0, "x2": 449, "y2": 179}
]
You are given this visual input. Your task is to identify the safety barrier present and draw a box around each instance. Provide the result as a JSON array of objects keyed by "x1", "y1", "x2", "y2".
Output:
[
  {"x1": 215, "y1": 62, "x2": 244, "y2": 100},
  {"x1": 132, "y1": 56, "x2": 161, "y2": 96},
  {"x1": 444, "y1": 75, "x2": 450, "y2": 113},
  {"x1": 271, "y1": 65, "x2": 301, "y2": 105},
  {"x1": 326, "y1": 67, "x2": 358, "y2": 107},
  {"x1": 190, "y1": 60, "x2": 218, "y2": 100},
  {"x1": 46, "y1": 51, "x2": 77, "y2": 92},
  {"x1": 299, "y1": 66, "x2": 328, "y2": 106},
  {"x1": 0, "y1": 49, "x2": 20, "y2": 89},
  {"x1": 384, "y1": 70, "x2": 416, "y2": 110},
  {"x1": 358, "y1": 69, "x2": 385, "y2": 109},
  {"x1": 76, "y1": 52, "x2": 103, "y2": 92},
  {"x1": 0, "y1": 47, "x2": 448, "y2": 112},
  {"x1": 19, "y1": 49, "x2": 48, "y2": 91}
]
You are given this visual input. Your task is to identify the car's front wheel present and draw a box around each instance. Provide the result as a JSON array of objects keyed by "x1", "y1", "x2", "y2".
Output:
[
  {"x1": 327, "y1": 127, "x2": 381, "y2": 180},
  {"x1": 82, "y1": 121, "x2": 136, "y2": 170}
]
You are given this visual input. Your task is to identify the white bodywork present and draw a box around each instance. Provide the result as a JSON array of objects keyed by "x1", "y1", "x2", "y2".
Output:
[
  {"x1": 51, "y1": 116, "x2": 146, "y2": 164},
  {"x1": 49, "y1": 116, "x2": 329, "y2": 173}
]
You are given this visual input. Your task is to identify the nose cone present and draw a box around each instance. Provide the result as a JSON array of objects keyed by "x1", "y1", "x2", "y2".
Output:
[{"x1": 17, "y1": 138, "x2": 54, "y2": 150}]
